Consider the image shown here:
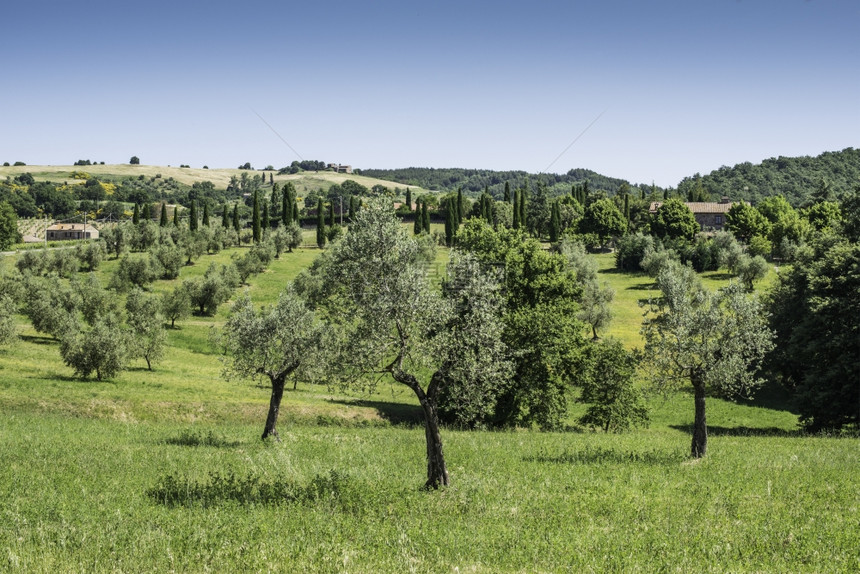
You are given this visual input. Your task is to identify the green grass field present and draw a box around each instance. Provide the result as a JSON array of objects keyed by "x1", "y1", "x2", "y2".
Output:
[{"x1": 1, "y1": 242, "x2": 857, "y2": 572}]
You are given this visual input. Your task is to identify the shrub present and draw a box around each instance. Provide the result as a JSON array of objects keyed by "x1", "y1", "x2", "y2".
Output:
[
  {"x1": 615, "y1": 232, "x2": 654, "y2": 272},
  {"x1": 60, "y1": 315, "x2": 128, "y2": 380}
]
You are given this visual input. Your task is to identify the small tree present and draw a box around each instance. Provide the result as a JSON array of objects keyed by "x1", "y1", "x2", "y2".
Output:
[
  {"x1": 161, "y1": 285, "x2": 192, "y2": 328},
  {"x1": 578, "y1": 339, "x2": 648, "y2": 432},
  {"x1": 0, "y1": 294, "x2": 18, "y2": 347},
  {"x1": 60, "y1": 315, "x2": 127, "y2": 380},
  {"x1": 218, "y1": 288, "x2": 324, "y2": 440},
  {"x1": 130, "y1": 156, "x2": 140, "y2": 165},
  {"x1": 642, "y1": 262, "x2": 774, "y2": 457},
  {"x1": 160, "y1": 203, "x2": 169, "y2": 227},
  {"x1": 298, "y1": 201, "x2": 512, "y2": 488},
  {"x1": 0, "y1": 202, "x2": 21, "y2": 249},
  {"x1": 125, "y1": 287, "x2": 166, "y2": 370}
]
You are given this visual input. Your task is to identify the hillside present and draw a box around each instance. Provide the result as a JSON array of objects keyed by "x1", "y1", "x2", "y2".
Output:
[
  {"x1": 0, "y1": 164, "x2": 432, "y2": 198},
  {"x1": 359, "y1": 166, "x2": 646, "y2": 198},
  {"x1": 675, "y1": 147, "x2": 860, "y2": 206}
]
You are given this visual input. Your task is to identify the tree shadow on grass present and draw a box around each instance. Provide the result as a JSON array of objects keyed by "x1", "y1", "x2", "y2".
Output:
[
  {"x1": 702, "y1": 272, "x2": 737, "y2": 281},
  {"x1": 19, "y1": 334, "x2": 58, "y2": 345},
  {"x1": 524, "y1": 445, "x2": 686, "y2": 466},
  {"x1": 669, "y1": 424, "x2": 801, "y2": 437},
  {"x1": 327, "y1": 398, "x2": 424, "y2": 427},
  {"x1": 164, "y1": 428, "x2": 243, "y2": 448}
]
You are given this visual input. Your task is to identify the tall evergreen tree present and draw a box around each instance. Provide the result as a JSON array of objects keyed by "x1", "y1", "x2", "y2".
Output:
[
  {"x1": 623, "y1": 192, "x2": 630, "y2": 228},
  {"x1": 349, "y1": 196, "x2": 356, "y2": 220},
  {"x1": 457, "y1": 187, "x2": 464, "y2": 223},
  {"x1": 405, "y1": 188, "x2": 412, "y2": 211},
  {"x1": 252, "y1": 190, "x2": 261, "y2": 243},
  {"x1": 281, "y1": 186, "x2": 293, "y2": 227},
  {"x1": 160, "y1": 203, "x2": 168, "y2": 227},
  {"x1": 316, "y1": 198, "x2": 326, "y2": 248},
  {"x1": 232, "y1": 204, "x2": 240, "y2": 233},
  {"x1": 132, "y1": 204, "x2": 140, "y2": 225},
  {"x1": 444, "y1": 197, "x2": 454, "y2": 246},
  {"x1": 414, "y1": 198, "x2": 422, "y2": 235},
  {"x1": 189, "y1": 200, "x2": 198, "y2": 231},
  {"x1": 513, "y1": 189, "x2": 521, "y2": 229},
  {"x1": 549, "y1": 201, "x2": 561, "y2": 243},
  {"x1": 202, "y1": 202, "x2": 210, "y2": 227},
  {"x1": 504, "y1": 181, "x2": 511, "y2": 203},
  {"x1": 262, "y1": 202, "x2": 269, "y2": 232},
  {"x1": 519, "y1": 186, "x2": 528, "y2": 231},
  {"x1": 422, "y1": 198, "x2": 430, "y2": 233},
  {"x1": 145, "y1": 203, "x2": 154, "y2": 221},
  {"x1": 222, "y1": 204, "x2": 229, "y2": 228},
  {"x1": 173, "y1": 206, "x2": 179, "y2": 227}
]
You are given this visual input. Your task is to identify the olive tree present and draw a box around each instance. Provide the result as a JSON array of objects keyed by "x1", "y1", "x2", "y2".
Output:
[
  {"x1": 125, "y1": 287, "x2": 167, "y2": 370},
  {"x1": 642, "y1": 262, "x2": 774, "y2": 457},
  {"x1": 0, "y1": 294, "x2": 17, "y2": 346},
  {"x1": 60, "y1": 315, "x2": 128, "y2": 380},
  {"x1": 217, "y1": 287, "x2": 324, "y2": 440},
  {"x1": 298, "y1": 200, "x2": 511, "y2": 488}
]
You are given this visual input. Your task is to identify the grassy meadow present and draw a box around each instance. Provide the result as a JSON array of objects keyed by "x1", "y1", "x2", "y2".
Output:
[
  {"x1": 1, "y1": 242, "x2": 858, "y2": 572},
  {"x1": 0, "y1": 164, "x2": 431, "y2": 198}
]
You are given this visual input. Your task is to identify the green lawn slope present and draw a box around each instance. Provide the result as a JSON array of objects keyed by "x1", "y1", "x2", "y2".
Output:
[{"x1": 0, "y1": 242, "x2": 856, "y2": 572}]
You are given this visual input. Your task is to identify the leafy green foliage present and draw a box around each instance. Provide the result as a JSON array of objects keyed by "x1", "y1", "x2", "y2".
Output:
[
  {"x1": 650, "y1": 198, "x2": 698, "y2": 240},
  {"x1": 766, "y1": 238, "x2": 860, "y2": 431},
  {"x1": 580, "y1": 199, "x2": 626, "y2": 246},
  {"x1": 59, "y1": 316, "x2": 128, "y2": 380},
  {"x1": 577, "y1": 339, "x2": 648, "y2": 432},
  {"x1": 642, "y1": 262, "x2": 774, "y2": 456},
  {"x1": 0, "y1": 201, "x2": 20, "y2": 249}
]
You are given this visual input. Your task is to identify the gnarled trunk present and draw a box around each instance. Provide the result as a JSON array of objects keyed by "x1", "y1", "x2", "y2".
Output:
[
  {"x1": 262, "y1": 375, "x2": 286, "y2": 441},
  {"x1": 392, "y1": 368, "x2": 449, "y2": 489},
  {"x1": 691, "y1": 375, "x2": 707, "y2": 458}
]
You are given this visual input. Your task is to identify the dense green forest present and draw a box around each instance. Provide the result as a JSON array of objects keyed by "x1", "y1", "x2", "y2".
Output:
[
  {"x1": 359, "y1": 167, "x2": 645, "y2": 199},
  {"x1": 675, "y1": 148, "x2": 860, "y2": 206},
  {"x1": 363, "y1": 148, "x2": 860, "y2": 206}
]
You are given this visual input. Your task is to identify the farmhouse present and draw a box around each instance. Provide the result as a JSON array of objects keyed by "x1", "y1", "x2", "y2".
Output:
[
  {"x1": 327, "y1": 163, "x2": 353, "y2": 174},
  {"x1": 649, "y1": 197, "x2": 749, "y2": 231},
  {"x1": 46, "y1": 223, "x2": 99, "y2": 241}
]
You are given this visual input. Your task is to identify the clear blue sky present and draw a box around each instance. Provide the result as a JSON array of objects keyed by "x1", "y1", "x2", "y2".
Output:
[{"x1": 3, "y1": 0, "x2": 858, "y2": 187}]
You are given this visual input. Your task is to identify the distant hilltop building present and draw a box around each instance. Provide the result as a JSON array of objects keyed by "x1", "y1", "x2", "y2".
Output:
[
  {"x1": 46, "y1": 223, "x2": 99, "y2": 240},
  {"x1": 649, "y1": 197, "x2": 749, "y2": 232},
  {"x1": 327, "y1": 163, "x2": 352, "y2": 174}
]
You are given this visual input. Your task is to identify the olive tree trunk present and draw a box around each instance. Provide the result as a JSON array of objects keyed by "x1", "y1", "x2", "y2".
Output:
[
  {"x1": 393, "y1": 369, "x2": 450, "y2": 489},
  {"x1": 691, "y1": 375, "x2": 707, "y2": 458},
  {"x1": 262, "y1": 375, "x2": 286, "y2": 441}
]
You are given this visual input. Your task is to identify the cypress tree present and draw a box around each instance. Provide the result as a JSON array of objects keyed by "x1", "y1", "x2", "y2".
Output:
[
  {"x1": 281, "y1": 186, "x2": 290, "y2": 225},
  {"x1": 252, "y1": 190, "x2": 261, "y2": 243},
  {"x1": 202, "y1": 202, "x2": 210, "y2": 227},
  {"x1": 269, "y1": 172, "x2": 273, "y2": 185},
  {"x1": 405, "y1": 188, "x2": 412, "y2": 211},
  {"x1": 262, "y1": 201, "x2": 269, "y2": 232},
  {"x1": 422, "y1": 198, "x2": 430, "y2": 233},
  {"x1": 160, "y1": 203, "x2": 168, "y2": 227},
  {"x1": 623, "y1": 193, "x2": 630, "y2": 227},
  {"x1": 316, "y1": 198, "x2": 326, "y2": 248},
  {"x1": 349, "y1": 196, "x2": 356, "y2": 220},
  {"x1": 221, "y1": 204, "x2": 229, "y2": 228},
  {"x1": 173, "y1": 206, "x2": 179, "y2": 227},
  {"x1": 132, "y1": 204, "x2": 140, "y2": 225},
  {"x1": 504, "y1": 182, "x2": 511, "y2": 203},
  {"x1": 293, "y1": 199, "x2": 298, "y2": 223},
  {"x1": 519, "y1": 187, "x2": 527, "y2": 231},
  {"x1": 189, "y1": 200, "x2": 198, "y2": 231},
  {"x1": 456, "y1": 187, "x2": 464, "y2": 223},
  {"x1": 145, "y1": 203, "x2": 154, "y2": 221},
  {"x1": 444, "y1": 197, "x2": 454, "y2": 246},
  {"x1": 663, "y1": 189, "x2": 669, "y2": 200},
  {"x1": 549, "y1": 201, "x2": 561, "y2": 242},
  {"x1": 513, "y1": 189, "x2": 521, "y2": 229},
  {"x1": 232, "y1": 204, "x2": 240, "y2": 233},
  {"x1": 413, "y1": 198, "x2": 422, "y2": 235}
]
